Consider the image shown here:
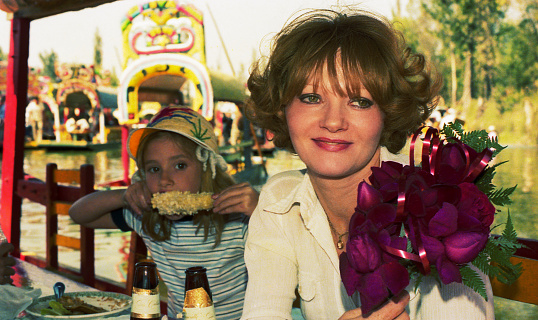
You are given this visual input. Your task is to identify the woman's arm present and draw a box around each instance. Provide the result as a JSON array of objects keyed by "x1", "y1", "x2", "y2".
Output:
[{"x1": 69, "y1": 189, "x2": 125, "y2": 229}]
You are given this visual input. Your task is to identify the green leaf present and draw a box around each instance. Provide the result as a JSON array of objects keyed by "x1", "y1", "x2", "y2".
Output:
[{"x1": 460, "y1": 265, "x2": 488, "y2": 301}]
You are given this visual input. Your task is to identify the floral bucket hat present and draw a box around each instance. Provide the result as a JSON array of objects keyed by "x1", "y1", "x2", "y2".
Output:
[{"x1": 128, "y1": 106, "x2": 227, "y2": 178}]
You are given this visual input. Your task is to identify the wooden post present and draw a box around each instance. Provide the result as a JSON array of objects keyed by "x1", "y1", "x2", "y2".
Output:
[{"x1": 0, "y1": 17, "x2": 31, "y2": 255}]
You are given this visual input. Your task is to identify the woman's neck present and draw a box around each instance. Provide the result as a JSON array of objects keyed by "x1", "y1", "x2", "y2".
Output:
[{"x1": 309, "y1": 148, "x2": 381, "y2": 228}]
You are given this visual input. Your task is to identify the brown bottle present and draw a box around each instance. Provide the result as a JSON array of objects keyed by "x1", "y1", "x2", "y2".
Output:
[
  {"x1": 181, "y1": 266, "x2": 216, "y2": 319},
  {"x1": 131, "y1": 261, "x2": 160, "y2": 320}
]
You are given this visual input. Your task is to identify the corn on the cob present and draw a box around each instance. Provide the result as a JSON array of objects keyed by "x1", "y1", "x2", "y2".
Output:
[{"x1": 151, "y1": 191, "x2": 214, "y2": 216}]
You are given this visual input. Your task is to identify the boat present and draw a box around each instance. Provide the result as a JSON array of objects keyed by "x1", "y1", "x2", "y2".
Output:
[
  {"x1": 22, "y1": 63, "x2": 122, "y2": 151},
  {"x1": 115, "y1": 0, "x2": 266, "y2": 184},
  {"x1": 0, "y1": 0, "x2": 537, "y2": 315}
]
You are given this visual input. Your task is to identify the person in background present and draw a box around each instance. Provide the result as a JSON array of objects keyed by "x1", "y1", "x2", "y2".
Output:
[
  {"x1": 221, "y1": 112, "x2": 233, "y2": 146},
  {"x1": 69, "y1": 107, "x2": 258, "y2": 319},
  {"x1": 241, "y1": 8, "x2": 494, "y2": 320},
  {"x1": 0, "y1": 242, "x2": 16, "y2": 285},
  {"x1": 25, "y1": 97, "x2": 44, "y2": 142}
]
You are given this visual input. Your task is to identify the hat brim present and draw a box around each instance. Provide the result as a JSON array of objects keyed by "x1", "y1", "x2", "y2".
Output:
[{"x1": 127, "y1": 127, "x2": 215, "y2": 160}]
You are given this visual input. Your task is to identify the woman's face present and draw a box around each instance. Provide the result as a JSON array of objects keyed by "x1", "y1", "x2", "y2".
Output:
[
  {"x1": 285, "y1": 64, "x2": 384, "y2": 180},
  {"x1": 143, "y1": 136, "x2": 203, "y2": 220}
]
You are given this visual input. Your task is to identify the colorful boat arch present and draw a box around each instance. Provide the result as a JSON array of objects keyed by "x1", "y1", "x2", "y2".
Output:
[{"x1": 117, "y1": 53, "x2": 214, "y2": 124}]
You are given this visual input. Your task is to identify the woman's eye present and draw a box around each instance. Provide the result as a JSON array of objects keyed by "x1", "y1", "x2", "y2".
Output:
[
  {"x1": 299, "y1": 94, "x2": 322, "y2": 104},
  {"x1": 175, "y1": 162, "x2": 187, "y2": 170},
  {"x1": 351, "y1": 98, "x2": 374, "y2": 109}
]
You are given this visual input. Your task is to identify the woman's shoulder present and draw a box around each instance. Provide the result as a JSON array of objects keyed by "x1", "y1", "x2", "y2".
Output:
[{"x1": 262, "y1": 169, "x2": 305, "y2": 193}]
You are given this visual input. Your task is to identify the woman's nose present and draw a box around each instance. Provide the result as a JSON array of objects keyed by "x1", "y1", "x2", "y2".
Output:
[{"x1": 320, "y1": 101, "x2": 347, "y2": 132}]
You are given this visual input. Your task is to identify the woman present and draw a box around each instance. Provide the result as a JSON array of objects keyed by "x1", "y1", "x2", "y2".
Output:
[{"x1": 241, "y1": 8, "x2": 494, "y2": 320}]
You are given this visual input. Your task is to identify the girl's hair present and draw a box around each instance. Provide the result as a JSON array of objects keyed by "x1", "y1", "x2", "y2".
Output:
[
  {"x1": 136, "y1": 131, "x2": 235, "y2": 245},
  {"x1": 246, "y1": 8, "x2": 442, "y2": 154}
]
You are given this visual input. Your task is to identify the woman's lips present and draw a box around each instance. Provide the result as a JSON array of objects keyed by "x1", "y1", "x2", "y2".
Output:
[{"x1": 312, "y1": 137, "x2": 352, "y2": 151}]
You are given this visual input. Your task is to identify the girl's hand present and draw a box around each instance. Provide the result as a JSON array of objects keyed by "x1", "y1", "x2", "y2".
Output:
[
  {"x1": 123, "y1": 181, "x2": 153, "y2": 216},
  {"x1": 339, "y1": 291, "x2": 410, "y2": 320},
  {"x1": 0, "y1": 242, "x2": 16, "y2": 285},
  {"x1": 212, "y1": 182, "x2": 259, "y2": 217}
]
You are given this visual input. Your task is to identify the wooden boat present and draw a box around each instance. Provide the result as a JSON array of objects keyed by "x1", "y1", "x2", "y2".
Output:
[
  {"x1": 22, "y1": 63, "x2": 122, "y2": 151},
  {"x1": 3, "y1": 0, "x2": 535, "y2": 314}
]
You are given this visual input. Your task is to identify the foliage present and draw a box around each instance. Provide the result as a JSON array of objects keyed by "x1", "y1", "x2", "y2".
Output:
[
  {"x1": 448, "y1": 124, "x2": 523, "y2": 299},
  {"x1": 93, "y1": 28, "x2": 102, "y2": 69},
  {"x1": 38, "y1": 50, "x2": 58, "y2": 80}
]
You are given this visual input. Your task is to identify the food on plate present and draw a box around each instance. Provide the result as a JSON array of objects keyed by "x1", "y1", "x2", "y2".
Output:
[
  {"x1": 151, "y1": 191, "x2": 213, "y2": 215},
  {"x1": 40, "y1": 295, "x2": 108, "y2": 315}
]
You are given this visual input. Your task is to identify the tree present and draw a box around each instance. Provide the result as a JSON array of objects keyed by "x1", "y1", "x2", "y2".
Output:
[
  {"x1": 94, "y1": 28, "x2": 102, "y2": 70},
  {"x1": 39, "y1": 50, "x2": 58, "y2": 80},
  {"x1": 0, "y1": 46, "x2": 6, "y2": 61},
  {"x1": 422, "y1": 0, "x2": 507, "y2": 114}
]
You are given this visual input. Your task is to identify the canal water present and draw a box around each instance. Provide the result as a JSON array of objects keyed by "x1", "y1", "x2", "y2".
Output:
[{"x1": 1, "y1": 146, "x2": 537, "y2": 318}]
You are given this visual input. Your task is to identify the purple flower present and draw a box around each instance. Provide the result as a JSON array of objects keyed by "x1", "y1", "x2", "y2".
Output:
[
  {"x1": 341, "y1": 127, "x2": 500, "y2": 314},
  {"x1": 346, "y1": 221, "x2": 383, "y2": 273},
  {"x1": 457, "y1": 182, "x2": 495, "y2": 229},
  {"x1": 340, "y1": 218, "x2": 409, "y2": 315},
  {"x1": 435, "y1": 142, "x2": 479, "y2": 184},
  {"x1": 444, "y1": 231, "x2": 488, "y2": 264}
]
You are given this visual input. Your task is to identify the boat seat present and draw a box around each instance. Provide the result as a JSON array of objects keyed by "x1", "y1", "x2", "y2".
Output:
[
  {"x1": 490, "y1": 237, "x2": 538, "y2": 305},
  {"x1": 44, "y1": 163, "x2": 97, "y2": 287}
]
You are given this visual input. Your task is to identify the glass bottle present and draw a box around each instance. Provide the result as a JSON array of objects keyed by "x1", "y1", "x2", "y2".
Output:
[
  {"x1": 181, "y1": 266, "x2": 216, "y2": 319},
  {"x1": 131, "y1": 261, "x2": 160, "y2": 320}
]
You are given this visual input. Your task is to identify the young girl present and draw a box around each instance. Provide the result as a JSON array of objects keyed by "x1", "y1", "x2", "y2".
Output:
[
  {"x1": 241, "y1": 8, "x2": 494, "y2": 320},
  {"x1": 69, "y1": 106, "x2": 258, "y2": 319}
]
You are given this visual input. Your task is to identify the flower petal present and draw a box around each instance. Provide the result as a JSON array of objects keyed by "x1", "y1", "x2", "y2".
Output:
[
  {"x1": 443, "y1": 231, "x2": 488, "y2": 264},
  {"x1": 367, "y1": 203, "x2": 397, "y2": 230},
  {"x1": 380, "y1": 261, "x2": 410, "y2": 296},
  {"x1": 436, "y1": 256, "x2": 462, "y2": 284},
  {"x1": 358, "y1": 270, "x2": 390, "y2": 315},
  {"x1": 339, "y1": 252, "x2": 361, "y2": 296},
  {"x1": 421, "y1": 233, "x2": 445, "y2": 263},
  {"x1": 346, "y1": 223, "x2": 383, "y2": 273},
  {"x1": 355, "y1": 181, "x2": 383, "y2": 213},
  {"x1": 429, "y1": 202, "x2": 458, "y2": 237}
]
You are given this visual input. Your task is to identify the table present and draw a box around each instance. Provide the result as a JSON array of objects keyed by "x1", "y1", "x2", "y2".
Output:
[
  {"x1": 12, "y1": 258, "x2": 98, "y2": 296},
  {"x1": 11, "y1": 258, "x2": 130, "y2": 319},
  {"x1": 10, "y1": 258, "x2": 305, "y2": 319}
]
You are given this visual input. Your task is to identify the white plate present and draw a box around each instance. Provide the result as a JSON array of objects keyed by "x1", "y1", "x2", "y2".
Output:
[{"x1": 26, "y1": 291, "x2": 132, "y2": 319}]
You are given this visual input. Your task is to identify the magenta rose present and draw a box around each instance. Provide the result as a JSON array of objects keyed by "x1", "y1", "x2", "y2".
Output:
[
  {"x1": 457, "y1": 182, "x2": 495, "y2": 229},
  {"x1": 443, "y1": 231, "x2": 488, "y2": 264},
  {"x1": 435, "y1": 143, "x2": 479, "y2": 184},
  {"x1": 341, "y1": 217, "x2": 409, "y2": 315}
]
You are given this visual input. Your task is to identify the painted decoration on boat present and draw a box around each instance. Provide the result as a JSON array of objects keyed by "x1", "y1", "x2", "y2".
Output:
[{"x1": 117, "y1": 1, "x2": 213, "y2": 124}]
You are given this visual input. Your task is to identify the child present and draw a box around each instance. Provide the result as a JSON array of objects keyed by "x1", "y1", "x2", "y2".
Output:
[{"x1": 69, "y1": 106, "x2": 258, "y2": 319}]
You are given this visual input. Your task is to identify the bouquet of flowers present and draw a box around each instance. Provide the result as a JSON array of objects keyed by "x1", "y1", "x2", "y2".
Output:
[{"x1": 339, "y1": 123, "x2": 523, "y2": 314}]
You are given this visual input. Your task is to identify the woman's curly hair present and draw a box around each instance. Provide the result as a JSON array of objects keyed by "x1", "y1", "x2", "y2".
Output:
[{"x1": 246, "y1": 8, "x2": 442, "y2": 154}]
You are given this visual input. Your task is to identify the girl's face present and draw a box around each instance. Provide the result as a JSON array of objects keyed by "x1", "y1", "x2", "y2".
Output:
[
  {"x1": 143, "y1": 136, "x2": 203, "y2": 220},
  {"x1": 285, "y1": 64, "x2": 384, "y2": 181}
]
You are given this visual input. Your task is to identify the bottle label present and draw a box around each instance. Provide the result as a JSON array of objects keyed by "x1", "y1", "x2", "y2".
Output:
[
  {"x1": 181, "y1": 305, "x2": 217, "y2": 320},
  {"x1": 131, "y1": 290, "x2": 160, "y2": 319}
]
